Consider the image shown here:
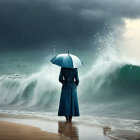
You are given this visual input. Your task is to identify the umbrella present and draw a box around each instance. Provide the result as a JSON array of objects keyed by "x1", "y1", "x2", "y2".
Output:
[{"x1": 50, "y1": 52, "x2": 83, "y2": 68}]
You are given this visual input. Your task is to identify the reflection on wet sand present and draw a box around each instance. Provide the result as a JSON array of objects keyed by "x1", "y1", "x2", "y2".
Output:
[
  {"x1": 58, "y1": 121, "x2": 79, "y2": 140},
  {"x1": 103, "y1": 126, "x2": 111, "y2": 135}
]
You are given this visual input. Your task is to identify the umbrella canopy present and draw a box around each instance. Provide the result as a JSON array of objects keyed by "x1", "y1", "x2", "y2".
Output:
[{"x1": 50, "y1": 53, "x2": 83, "y2": 68}]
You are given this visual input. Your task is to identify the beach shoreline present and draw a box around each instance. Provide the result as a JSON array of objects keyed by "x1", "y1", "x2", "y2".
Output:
[
  {"x1": 0, "y1": 116, "x2": 112, "y2": 140},
  {"x1": 0, "y1": 115, "x2": 140, "y2": 140}
]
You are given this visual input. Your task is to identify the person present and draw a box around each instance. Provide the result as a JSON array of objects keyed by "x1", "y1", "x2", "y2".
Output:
[{"x1": 58, "y1": 67, "x2": 80, "y2": 122}]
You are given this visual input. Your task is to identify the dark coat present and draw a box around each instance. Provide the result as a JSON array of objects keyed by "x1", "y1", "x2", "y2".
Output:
[{"x1": 58, "y1": 68, "x2": 80, "y2": 116}]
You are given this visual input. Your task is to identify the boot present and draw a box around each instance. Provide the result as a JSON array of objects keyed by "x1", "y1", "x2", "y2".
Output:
[
  {"x1": 69, "y1": 116, "x2": 72, "y2": 122},
  {"x1": 65, "y1": 116, "x2": 69, "y2": 122}
]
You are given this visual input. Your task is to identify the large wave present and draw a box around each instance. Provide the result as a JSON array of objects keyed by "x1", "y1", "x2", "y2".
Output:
[
  {"x1": 0, "y1": 34, "x2": 140, "y2": 120},
  {"x1": 0, "y1": 65, "x2": 61, "y2": 111},
  {"x1": 0, "y1": 56, "x2": 140, "y2": 119},
  {"x1": 79, "y1": 63, "x2": 140, "y2": 119}
]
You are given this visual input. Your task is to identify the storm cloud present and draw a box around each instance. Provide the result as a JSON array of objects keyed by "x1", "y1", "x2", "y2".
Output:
[{"x1": 0, "y1": 0, "x2": 140, "y2": 51}]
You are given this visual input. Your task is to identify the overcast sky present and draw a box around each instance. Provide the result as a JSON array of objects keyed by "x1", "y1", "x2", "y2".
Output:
[{"x1": 0, "y1": 0, "x2": 140, "y2": 51}]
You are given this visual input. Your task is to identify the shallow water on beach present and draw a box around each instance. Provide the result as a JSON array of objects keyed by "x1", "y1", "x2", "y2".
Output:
[
  {"x1": 0, "y1": 110, "x2": 140, "y2": 133},
  {"x1": 0, "y1": 116, "x2": 140, "y2": 140},
  {"x1": 0, "y1": 117, "x2": 113, "y2": 140}
]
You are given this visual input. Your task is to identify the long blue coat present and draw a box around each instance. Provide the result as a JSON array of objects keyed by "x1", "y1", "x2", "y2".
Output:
[{"x1": 58, "y1": 68, "x2": 80, "y2": 116}]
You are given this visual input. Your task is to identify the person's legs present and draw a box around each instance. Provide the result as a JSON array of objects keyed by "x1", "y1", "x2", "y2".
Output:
[
  {"x1": 65, "y1": 116, "x2": 72, "y2": 122},
  {"x1": 65, "y1": 116, "x2": 69, "y2": 122},
  {"x1": 69, "y1": 116, "x2": 72, "y2": 122}
]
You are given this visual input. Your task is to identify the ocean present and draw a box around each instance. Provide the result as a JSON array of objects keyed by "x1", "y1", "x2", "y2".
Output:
[{"x1": 0, "y1": 46, "x2": 140, "y2": 137}]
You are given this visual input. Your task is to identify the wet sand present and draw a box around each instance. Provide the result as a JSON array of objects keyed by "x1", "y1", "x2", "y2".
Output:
[
  {"x1": 0, "y1": 120, "x2": 66, "y2": 140},
  {"x1": 0, "y1": 117, "x2": 111, "y2": 140}
]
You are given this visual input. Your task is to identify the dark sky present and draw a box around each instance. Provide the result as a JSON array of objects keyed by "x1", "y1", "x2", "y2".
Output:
[{"x1": 0, "y1": 0, "x2": 140, "y2": 51}]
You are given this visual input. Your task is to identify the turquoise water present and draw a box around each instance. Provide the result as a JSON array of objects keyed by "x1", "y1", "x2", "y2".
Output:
[{"x1": 0, "y1": 49, "x2": 140, "y2": 132}]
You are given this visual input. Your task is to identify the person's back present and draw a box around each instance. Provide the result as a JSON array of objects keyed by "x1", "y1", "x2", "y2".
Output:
[
  {"x1": 59, "y1": 68, "x2": 79, "y2": 86},
  {"x1": 58, "y1": 67, "x2": 80, "y2": 122}
]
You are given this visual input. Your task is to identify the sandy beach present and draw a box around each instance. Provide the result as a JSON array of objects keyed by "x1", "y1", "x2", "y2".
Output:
[
  {"x1": 0, "y1": 117, "x2": 112, "y2": 140},
  {"x1": 0, "y1": 120, "x2": 66, "y2": 140},
  {"x1": 1, "y1": 116, "x2": 140, "y2": 140}
]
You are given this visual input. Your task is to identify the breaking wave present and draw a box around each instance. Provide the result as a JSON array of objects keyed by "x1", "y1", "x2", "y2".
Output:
[{"x1": 0, "y1": 56, "x2": 140, "y2": 120}]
